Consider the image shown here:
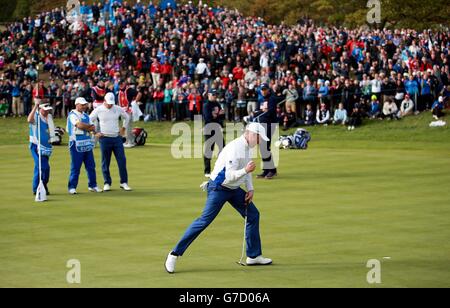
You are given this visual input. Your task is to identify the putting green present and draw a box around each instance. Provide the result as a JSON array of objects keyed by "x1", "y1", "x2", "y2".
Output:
[{"x1": 0, "y1": 115, "x2": 449, "y2": 287}]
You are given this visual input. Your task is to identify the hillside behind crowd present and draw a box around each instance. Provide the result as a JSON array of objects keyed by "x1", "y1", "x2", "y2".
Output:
[{"x1": 0, "y1": 1, "x2": 448, "y2": 127}]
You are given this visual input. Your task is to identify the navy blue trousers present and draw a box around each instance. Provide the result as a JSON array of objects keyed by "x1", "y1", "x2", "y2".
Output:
[
  {"x1": 99, "y1": 136, "x2": 128, "y2": 185},
  {"x1": 68, "y1": 145, "x2": 97, "y2": 190},
  {"x1": 30, "y1": 143, "x2": 50, "y2": 193},
  {"x1": 173, "y1": 182, "x2": 262, "y2": 258}
]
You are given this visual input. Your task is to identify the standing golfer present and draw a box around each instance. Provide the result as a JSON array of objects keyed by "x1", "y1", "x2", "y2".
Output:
[
  {"x1": 27, "y1": 102, "x2": 53, "y2": 195},
  {"x1": 89, "y1": 92, "x2": 132, "y2": 192},
  {"x1": 67, "y1": 97, "x2": 102, "y2": 195},
  {"x1": 165, "y1": 123, "x2": 273, "y2": 274}
]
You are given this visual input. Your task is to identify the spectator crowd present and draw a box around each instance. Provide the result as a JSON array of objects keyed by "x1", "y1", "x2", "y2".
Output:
[{"x1": 0, "y1": 0, "x2": 449, "y2": 130}]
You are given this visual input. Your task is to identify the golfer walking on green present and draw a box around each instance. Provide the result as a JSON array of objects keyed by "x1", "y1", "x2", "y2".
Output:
[{"x1": 165, "y1": 123, "x2": 273, "y2": 273}]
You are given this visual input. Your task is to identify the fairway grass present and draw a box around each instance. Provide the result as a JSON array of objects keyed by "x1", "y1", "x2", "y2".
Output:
[{"x1": 0, "y1": 115, "x2": 449, "y2": 288}]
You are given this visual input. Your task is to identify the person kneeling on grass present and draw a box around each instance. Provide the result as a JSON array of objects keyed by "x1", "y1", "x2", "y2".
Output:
[
  {"x1": 432, "y1": 96, "x2": 445, "y2": 120},
  {"x1": 316, "y1": 103, "x2": 330, "y2": 126},
  {"x1": 165, "y1": 123, "x2": 273, "y2": 274},
  {"x1": 299, "y1": 103, "x2": 315, "y2": 126},
  {"x1": 67, "y1": 97, "x2": 102, "y2": 195},
  {"x1": 348, "y1": 104, "x2": 363, "y2": 131},
  {"x1": 382, "y1": 100, "x2": 399, "y2": 120},
  {"x1": 333, "y1": 103, "x2": 348, "y2": 126},
  {"x1": 368, "y1": 95, "x2": 381, "y2": 119},
  {"x1": 398, "y1": 94, "x2": 415, "y2": 118}
]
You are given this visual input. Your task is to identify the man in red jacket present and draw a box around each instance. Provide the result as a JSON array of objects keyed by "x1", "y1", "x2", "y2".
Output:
[
  {"x1": 32, "y1": 80, "x2": 46, "y2": 105},
  {"x1": 150, "y1": 58, "x2": 161, "y2": 89},
  {"x1": 161, "y1": 61, "x2": 173, "y2": 85},
  {"x1": 91, "y1": 80, "x2": 106, "y2": 109},
  {"x1": 188, "y1": 88, "x2": 202, "y2": 121},
  {"x1": 232, "y1": 62, "x2": 244, "y2": 81}
]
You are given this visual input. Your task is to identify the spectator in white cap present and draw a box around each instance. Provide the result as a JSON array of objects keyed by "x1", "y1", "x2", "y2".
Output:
[
  {"x1": 67, "y1": 97, "x2": 101, "y2": 195},
  {"x1": 89, "y1": 92, "x2": 132, "y2": 192}
]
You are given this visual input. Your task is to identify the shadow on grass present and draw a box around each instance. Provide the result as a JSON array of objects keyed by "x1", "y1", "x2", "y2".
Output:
[{"x1": 175, "y1": 263, "x2": 282, "y2": 275}]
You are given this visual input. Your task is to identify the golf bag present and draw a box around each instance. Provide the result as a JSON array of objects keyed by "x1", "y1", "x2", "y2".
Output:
[
  {"x1": 132, "y1": 128, "x2": 148, "y2": 146},
  {"x1": 276, "y1": 129, "x2": 311, "y2": 150},
  {"x1": 276, "y1": 135, "x2": 294, "y2": 149},
  {"x1": 293, "y1": 128, "x2": 311, "y2": 149},
  {"x1": 51, "y1": 127, "x2": 66, "y2": 145}
]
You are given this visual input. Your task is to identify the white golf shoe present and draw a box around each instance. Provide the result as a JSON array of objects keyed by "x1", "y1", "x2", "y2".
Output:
[
  {"x1": 124, "y1": 143, "x2": 136, "y2": 148},
  {"x1": 246, "y1": 256, "x2": 273, "y2": 266},
  {"x1": 69, "y1": 189, "x2": 77, "y2": 195},
  {"x1": 165, "y1": 253, "x2": 178, "y2": 274},
  {"x1": 89, "y1": 187, "x2": 103, "y2": 193},
  {"x1": 120, "y1": 183, "x2": 132, "y2": 191},
  {"x1": 103, "y1": 184, "x2": 111, "y2": 192}
]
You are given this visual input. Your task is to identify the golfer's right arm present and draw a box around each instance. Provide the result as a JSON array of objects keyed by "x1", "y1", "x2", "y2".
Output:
[
  {"x1": 89, "y1": 108, "x2": 99, "y2": 123},
  {"x1": 89, "y1": 109, "x2": 102, "y2": 137},
  {"x1": 27, "y1": 102, "x2": 39, "y2": 124},
  {"x1": 224, "y1": 156, "x2": 256, "y2": 183}
]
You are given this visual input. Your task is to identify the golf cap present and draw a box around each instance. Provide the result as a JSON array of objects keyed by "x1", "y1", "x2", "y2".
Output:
[
  {"x1": 40, "y1": 104, "x2": 53, "y2": 111},
  {"x1": 438, "y1": 96, "x2": 444, "y2": 102},
  {"x1": 246, "y1": 122, "x2": 269, "y2": 142},
  {"x1": 209, "y1": 89, "x2": 218, "y2": 95},
  {"x1": 261, "y1": 83, "x2": 269, "y2": 90},
  {"x1": 105, "y1": 92, "x2": 116, "y2": 105},
  {"x1": 75, "y1": 97, "x2": 88, "y2": 105}
]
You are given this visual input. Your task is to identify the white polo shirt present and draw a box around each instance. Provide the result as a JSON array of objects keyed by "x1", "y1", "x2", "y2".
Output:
[
  {"x1": 89, "y1": 105, "x2": 129, "y2": 138},
  {"x1": 210, "y1": 135, "x2": 254, "y2": 192}
]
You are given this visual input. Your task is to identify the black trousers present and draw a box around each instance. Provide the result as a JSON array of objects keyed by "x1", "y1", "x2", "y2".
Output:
[
  {"x1": 432, "y1": 108, "x2": 445, "y2": 118},
  {"x1": 204, "y1": 132, "x2": 224, "y2": 175},
  {"x1": 260, "y1": 123, "x2": 277, "y2": 174},
  {"x1": 348, "y1": 117, "x2": 362, "y2": 127},
  {"x1": 419, "y1": 94, "x2": 433, "y2": 111}
]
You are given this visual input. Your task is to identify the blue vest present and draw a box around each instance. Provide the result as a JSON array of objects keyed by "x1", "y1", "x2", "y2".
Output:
[
  {"x1": 67, "y1": 111, "x2": 95, "y2": 153},
  {"x1": 29, "y1": 112, "x2": 53, "y2": 156}
]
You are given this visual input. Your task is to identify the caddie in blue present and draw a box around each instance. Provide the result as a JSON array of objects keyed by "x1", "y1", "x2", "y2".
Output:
[
  {"x1": 165, "y1": 123, "x2": 273, "y2": 274},
  {"x1": 67, "y1": 97, "x2": 102, "y2": 195},
  {"x1": 27, "y1": 102, "x2": 54, "y2": 195}
]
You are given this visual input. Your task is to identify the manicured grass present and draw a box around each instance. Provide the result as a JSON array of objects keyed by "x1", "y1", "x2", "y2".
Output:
[{"x1": 0, "y1": 115, "x2": 449, "y2": 287}]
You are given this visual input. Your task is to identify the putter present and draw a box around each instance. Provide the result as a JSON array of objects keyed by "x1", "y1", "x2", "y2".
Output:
[{"x1": 236, "y1": 206, "x2": 248, "y2": 266}]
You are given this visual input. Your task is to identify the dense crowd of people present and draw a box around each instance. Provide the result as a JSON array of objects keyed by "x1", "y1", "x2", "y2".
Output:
[{"x1": 0, "y1": 0, "x2": 449, "y2": 130}]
